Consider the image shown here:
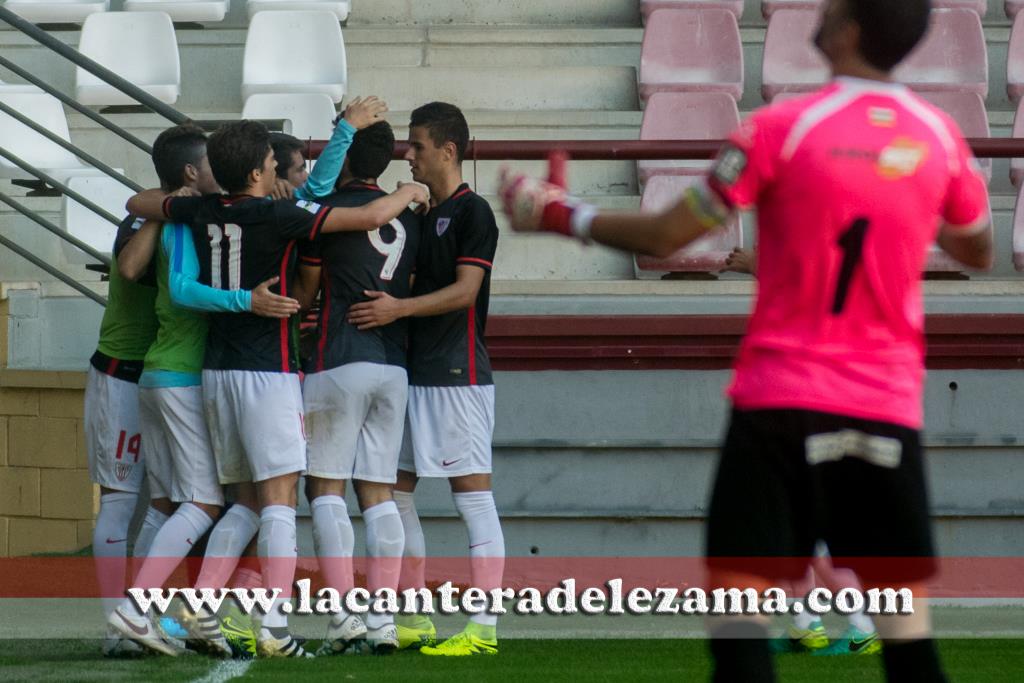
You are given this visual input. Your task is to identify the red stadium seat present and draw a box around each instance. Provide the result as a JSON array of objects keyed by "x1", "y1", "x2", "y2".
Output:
[
  {"x1": 762, "y1": 10, "x2": 828, "y2": 101},
  {"x1": 637, "y1": 92, "x2": 740, "y2": 186},
  {"x1": 764, "y1": 1, "x2": 986, "y2": 17},
  {"x1": 1008, "y1": 13, "x2": 1024, "y2": 101},
  {"x1": 918, "y1": 92, "x2": 991, "y2": 181},
  {"x1": 639, "y1": 9, "x2": 743, "y2": 103},
  {"x1": 635, "y1": 175, "x2": 743, "y2": 273},
  {"x1": 894, "y1": 9, "x2": 987, "y2": 97},
  {"x1": 641, "y1": 0, "x2": 743, "y2": 23},
  {"x1": 1014, "y1": 185, "x2": 1024, "y2": 270}
]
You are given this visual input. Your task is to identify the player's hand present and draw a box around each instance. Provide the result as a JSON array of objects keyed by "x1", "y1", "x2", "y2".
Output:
[
  {"x1": 346, "y1": 290, "x2": 404, "y2": 330},
  {"x1": 722, "y1": 247, "x2": 755, "y2": 275},
  {"x1": 270, "y1": 179, "x2": 294, "y2": 200},
  {"x1": 397, "y1": 181, "x2": 430, "y2": 214},
  {"x1": 169, "y1": 185, "x2": 200, "y2": 198},
  {"x1": 342, "y1": 96, "x2": 388, "y2": 130},
  {"x1": 250, "y1": 277, "x2": 301, "y2": 318},
  {"x1": 498, "y1": 151, "x2": 588, "y2": 237}
]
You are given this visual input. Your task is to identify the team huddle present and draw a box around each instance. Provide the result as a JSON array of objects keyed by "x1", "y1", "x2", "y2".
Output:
[{"x1": 86, "y1": 99, "x2": 504, "y2": 659}]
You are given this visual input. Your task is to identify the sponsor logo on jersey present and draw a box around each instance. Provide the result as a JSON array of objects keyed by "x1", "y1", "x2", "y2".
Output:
[
  {"x1": 868, "y1": 107, "x2": 896, "y2": 128},
  {"x1": 436, "y1": 217, "x2": 451, "y2": 236},
  {"x1": 877, "y1": 137, "x2": 928, "y2": 179},
  {"x1": 296, "y1": 200, "x2": 322, "y2": 215}
]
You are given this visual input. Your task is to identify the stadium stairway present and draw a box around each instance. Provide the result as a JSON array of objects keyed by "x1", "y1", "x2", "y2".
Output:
[{"x1": 1, "y1": 0, "x2": 1023, "y2": 563}]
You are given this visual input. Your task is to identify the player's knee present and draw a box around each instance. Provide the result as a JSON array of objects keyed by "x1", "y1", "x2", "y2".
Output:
[
  {"x1": 307, "y1": 476, "x2": 346, "y2": 502},
  {"x1": 354, "y1": 480, "x2": 391, "y2": 509}
]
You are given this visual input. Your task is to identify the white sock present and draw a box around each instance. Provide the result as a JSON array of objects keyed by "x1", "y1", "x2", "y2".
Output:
[
  {"x1": 93, "y1": 492, "x2": 137, "y2": 619},
  {"x1": 195, "y1": 504, "x2": 260, "y2": 590},
  {"x1": 363, "y1": 500, "x2": 404, "y2": 630},
  {"x1": 393, "y1": 490, "x2": 426, "y2": 593},
  {"x1": 132, "y1": 506, "x2": 169, "y2": 561},
  {"x1": 125, "y1": 503, "x2": 213, "y2": 617},
  {"x1": 259, "y1": 505, "x2": 297, "y2": 629},
  {"x1": 453, "y1": 491, "x2": 504, "y2": 628},
  {"x1": 311, "y1": 495, "x2": 354, "y2": 620}
]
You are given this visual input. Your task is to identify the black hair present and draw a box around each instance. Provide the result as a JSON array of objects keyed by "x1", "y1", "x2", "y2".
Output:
[
  {"x1": 846, "y1": 0, "x2": 931, "y2": 71},
  {"x1": 409, "y1": 101, "x2": 469, "y2": 163},
  {"x1": 269, "y1": 132, "x2": 306, "y2": 181},
  {"x1": 344, "y1": 121, "x2": 395, "y2": 184},
  {"x1": 207, "y1": 120, "x2": 272, "y2": 194},
  {"x1": 151, "y1": 123, "x2": 207, "y2": 191}
]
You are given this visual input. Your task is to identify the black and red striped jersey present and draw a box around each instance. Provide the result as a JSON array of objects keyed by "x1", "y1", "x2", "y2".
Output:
[
  {"x1": 164, "y1": 193, "x2": 331, "y2": 373},
  {"x1": 408, "y1": 183, "x2": 498, "y2": 387}
]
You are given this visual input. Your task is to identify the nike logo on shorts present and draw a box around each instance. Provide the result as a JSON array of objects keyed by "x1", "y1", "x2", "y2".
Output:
[
  {"x1": 185, "y1": 538, "x2": 193, "y2": 546},
  {"x1": 106, "y1": 538, "x2": 127, "y2": 544},
  {"x1": 469, "y1": 541, "x2": 492, "y2": 549},
  {"x1": 442, "y1": 458, "x2": 462, "y2": 467}
]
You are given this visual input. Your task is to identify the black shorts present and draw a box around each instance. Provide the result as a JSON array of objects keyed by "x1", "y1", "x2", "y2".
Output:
[{"x1": 705, "y1": 407, "x2": 937, "y2": 583}]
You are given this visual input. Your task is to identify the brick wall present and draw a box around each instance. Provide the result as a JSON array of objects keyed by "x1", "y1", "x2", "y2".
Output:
[{"x1": 1, "y1": 298, "x2": 95, "y2": 557}]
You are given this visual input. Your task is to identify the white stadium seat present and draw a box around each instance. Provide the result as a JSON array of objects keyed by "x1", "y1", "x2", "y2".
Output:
[
  {"x1": 242, "y1": 93, "x2": 337, "y2": 141},
  {"x1": 75, "y1": 12, "x2": 181, "y2": 106},
  {"x1": 3, "y1": 0, "x2": 109, "y2": 24},
  {"x1": 123, "y1": 0, "x2": 229, "y2": 24},
  {"x1": 61, "y1": 175, "x2": 134, "y2": 264},
  {"x1": 246, "y1": 0, "x2": 350, "y2": 23},
  {"x1": 243, "y1": 11, "x2": 347, "y2": 103},
  {"x1": 0, "y1": 91, "x2": 95, "y2": 181}
]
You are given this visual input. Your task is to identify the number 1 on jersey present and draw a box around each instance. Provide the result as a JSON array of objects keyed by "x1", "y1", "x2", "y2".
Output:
[
  {"x1": 831, "y1": 218, "x2": 870, "y2": 315},
  {"x1": 208, "y1": 224, "x2": 242, "y2": 290},
  {"x1": 368, "y1": 219, "x2": 407, "y2": 281}
]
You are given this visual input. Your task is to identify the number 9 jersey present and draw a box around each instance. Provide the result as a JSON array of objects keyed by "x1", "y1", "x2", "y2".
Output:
[
  {"x1": 299, "y1": 182, "x2": 422, "y2": 372},
  {"x1": 705, "y1": 78, "x2": 989, "y2": 429}
]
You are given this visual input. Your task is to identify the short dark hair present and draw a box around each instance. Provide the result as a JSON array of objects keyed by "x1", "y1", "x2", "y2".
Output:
[
  {"x1": 269, "y1": 132, "x2": 306, "y2": 180},
  {"x1": 207, "y1": 120, "x2": 272, "y2": 194},
  {"x1": 344, "y1": 121, "x2": 395, "y2": 184},
  {"x1": 847, "y1": 0, "x2": 931, "y2": 71},
  {"x1": 409, "y1": 101, "x2": 469, "y2": 163},
  {"x1": 151, "y1": 123, "x2": 207, "y2": 191}
]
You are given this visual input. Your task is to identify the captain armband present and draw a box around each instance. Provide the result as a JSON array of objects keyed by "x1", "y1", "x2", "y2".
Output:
[{"x1": 683, "y1": 184, "x2": 731, "y2": 232}]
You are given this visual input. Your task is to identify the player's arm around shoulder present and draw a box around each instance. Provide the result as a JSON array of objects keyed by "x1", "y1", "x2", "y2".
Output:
[
  {"x1": 319, "y1": 182, "x2": 430, "y2": 234},
  {"x1": 116, "y1": 218, "x2": 161, "y2": 282}
]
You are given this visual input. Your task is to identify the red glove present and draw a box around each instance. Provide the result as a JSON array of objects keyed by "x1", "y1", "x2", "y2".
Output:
[{"x1": 498, "y1": 152, "x2": 595, "y2": 239}]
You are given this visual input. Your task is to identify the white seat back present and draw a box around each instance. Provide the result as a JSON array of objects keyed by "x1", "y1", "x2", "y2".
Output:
[
  {"x1": 242, "y1": 93, "x2": 337, "y2": 140},
  {"x1": 243, "y1": 11, "x2": 347, "y2": 102},
  {"x1": 0, "y1": 92, "x2": 86, "y2": 177},
  {"x1": 61, "y1": 176, "x2": 135, "y2": 264}
]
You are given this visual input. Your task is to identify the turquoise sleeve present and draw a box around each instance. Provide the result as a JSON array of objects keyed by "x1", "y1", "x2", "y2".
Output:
[
  {"x1": 296, "y1": 118, "x2": 356, "y2": 200},
  {"x1": 164, "y1": 223, "x2": 252, "y2": 313}
]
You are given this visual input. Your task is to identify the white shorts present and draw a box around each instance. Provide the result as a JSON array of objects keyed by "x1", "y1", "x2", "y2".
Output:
[
  {"x1": 304, "y1": 362, "x2": 408, "y2": 484},
  {"x1": 139, "y1": 385, "x2": 224, "y2": 506},
  {"x1": 398, "y1": 385, "x2": 495, "y2": 478},
  {"x1": 202, "y1": 370, "x2": 306, "y2": 484},
  {"x1": 84, "y1": 367, "x2": 145, "y2": 493}
]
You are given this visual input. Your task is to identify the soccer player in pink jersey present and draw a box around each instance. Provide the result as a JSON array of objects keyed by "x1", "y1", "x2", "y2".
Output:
[{"x1": 498, "y1": 1, "x2": 991, "y2": 681}]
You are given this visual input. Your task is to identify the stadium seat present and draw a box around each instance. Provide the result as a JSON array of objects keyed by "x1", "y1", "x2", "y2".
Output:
[
  {"x1": 764, "y1": 1, "x2": 986, "y2": 16},
  {"x1": 243, "y1": 11, "x2": 348, "y2": 103},
  {"x1": 640, "y1": 1, "x2": 743, "y2": 23},
  {"x1": 1011, "y1": 101, "x2": 1024, "y2": 186},
  {"x1": 3, "y1": 0, "x2": 108, "y2": 24},
  {"x1": 639, "y1": 9, "x2": 743, "y2": 103},
  {"x1": 894, "y1": 9, "x2": 987, "y2": 97},
  {"x1": 123, "y1": 0, "x2": 229, "y2": 23},
  {"x1": 0, "y1": 91, "x2": 95, "y2": 181},
  {"x1": 762, "y1": 10, "x2": 828, "y2": 101},
  {"x1": 1010, "y1": 1, "x2": 1024, "y2": 18},
  {"x1": 637, "y1": 92, "x2": 740, "y2": 185},
  {"x1": 61, "y1": 175, "x2": 134, "y2": 264},
  {"x1": 75, "y1": 12, "x2": 181, "y2": 106},
  {"x1": 919, "y1": 92, "x2": 991, "y2": 181},
  {"x1": 1014, "y1": 185, "x2": 1024, "y2": 270},
  {"x1": 1008, "y1": 13, "x2": 1024, "y2": 101},
  {"x1": 246, "y1": 0, "x2": 351, "y2": 23},
  {"x1": 242, "y1": 93, "x2": 337, "y2": 141},
  {"x1": 635, "y1": 175, "x2": 742, "y2": 273}
]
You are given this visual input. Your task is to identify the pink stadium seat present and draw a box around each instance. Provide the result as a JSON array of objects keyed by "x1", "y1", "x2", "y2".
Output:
[
  {"x1": 762, "y1": 10, "x2": 828, "y2": 101},
  {"x1": 1010, "y1": 1, "x2": 1024, "y2": 18},
  {"x1": 637, "y1": 92, "x2": 740, "y2": 185},
  {"x1": 635, "y1": 175, "x2": 742, "y2": 272},
  {"x1": 1014, "y1": 185, "x2": 1024, "y2": 270},
  {"x1": 1008, "y1": 13, "x2": 1024, "y2": 101},
  {"x1": 1011, "y1": 100, "x2": 1024, "y2": 186},
  {"x1": 918, "y1": 92, "x2": 991, "y2": 181},
  {"x1": 639, "y1": 9, "x2": 744, "y2": 103},
  {"x1": 641, "y1": 0, "x2": 743, "y2": 23},
  {"x1": 894, "y1": 9, "x2": 987, "y2": 97},
  {"x1": 764, "y1": 1, "x2": 986, "y2": 17}
]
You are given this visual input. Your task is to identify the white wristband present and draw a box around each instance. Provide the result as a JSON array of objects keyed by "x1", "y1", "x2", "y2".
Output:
[{"x1": 570, "y1": 202, "x2": 598, "y2": 242}]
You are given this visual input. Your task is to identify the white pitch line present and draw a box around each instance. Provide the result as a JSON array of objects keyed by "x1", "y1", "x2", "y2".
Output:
[{"x1": 188, "y1": 659, "x2": 254, "y2": 683}]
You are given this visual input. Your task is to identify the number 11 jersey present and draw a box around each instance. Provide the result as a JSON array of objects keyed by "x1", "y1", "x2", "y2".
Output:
[
  {"x1": 300, "y1": 183, "x2": 422, "y2": 373},
  {"x1": 706, "y1": 77, "x2": 989, "y2": 429}
]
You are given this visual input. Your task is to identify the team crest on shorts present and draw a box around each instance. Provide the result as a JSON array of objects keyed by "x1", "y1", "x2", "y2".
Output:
[
  {"x1": 296, "y1": 200, "x2": 321, "y2": 215},
  {"x1": 436, "y1": 218, "x2": 451, "y2": 236},
  {"x1": 115, "y1": 462, "x2": 134, "y2": 482}
]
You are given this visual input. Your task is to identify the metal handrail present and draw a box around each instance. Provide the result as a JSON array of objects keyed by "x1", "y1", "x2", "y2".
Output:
[
  {"x1": 0, "y1": 55, "x2": 153, "y2": 155},
  {"x1": 0, "y1": 190, "x2": 111, "y2": 266},
  {"x1": 0, "y1": 145, "x2": 122, "y2": 226},
  {"x1": 0, "y1": 233, "x2": 106, "y2": 305},
  {"x1": 0, "y1": 6, "x2": 187, "y2": 126},
  {"x1": 0, "y1": 100, "x2": 142, "y2": 192}
]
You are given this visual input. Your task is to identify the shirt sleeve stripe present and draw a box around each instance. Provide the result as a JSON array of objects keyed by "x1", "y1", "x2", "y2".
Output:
[
  {"x1": 309, "y1": 206, "x2": 331, "y2": 240},
  {"x1": 161, "y1": 196, "x2": 174, "y2": 219},
  {"x1": 299, "y1": 255, "x2": 322, "y2": 265},
  {"x1": 457, "y1": 257, "x2": 493, "y2": 269}
]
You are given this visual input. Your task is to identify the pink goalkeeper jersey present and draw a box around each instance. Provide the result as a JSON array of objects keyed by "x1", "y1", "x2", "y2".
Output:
[{"x1": 707, "y1": 78, "x2": 989, "y2": 429}]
